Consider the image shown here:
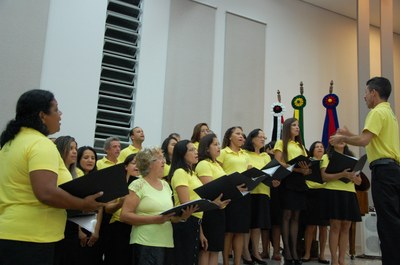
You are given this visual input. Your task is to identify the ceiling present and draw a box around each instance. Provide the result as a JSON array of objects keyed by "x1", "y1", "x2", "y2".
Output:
[{"x1": 301, "y1": 0, "x2": 400, "y2": 34}]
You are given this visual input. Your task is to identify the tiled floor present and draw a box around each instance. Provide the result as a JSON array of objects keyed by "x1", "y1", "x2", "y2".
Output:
[{"x1": 217, "y1": 249, "x2": 382, "y2": 265}]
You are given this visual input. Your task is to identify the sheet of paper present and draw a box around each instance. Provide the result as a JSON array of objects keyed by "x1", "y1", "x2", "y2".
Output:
[{"x1": 68, "y1": 214, "x2": 97, "y2": 233}]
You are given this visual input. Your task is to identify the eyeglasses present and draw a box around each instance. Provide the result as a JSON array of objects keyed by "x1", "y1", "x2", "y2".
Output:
[
  {"x1": 257, "y1": 136, "x2": 267, "y2": 140},
  {"x1": 151, "y1": 157, "x2": 166, "y2": 163}
]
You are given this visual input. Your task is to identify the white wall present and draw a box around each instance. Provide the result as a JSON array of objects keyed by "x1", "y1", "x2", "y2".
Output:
[
  {"x1": 40, "y1": 0, "x2": 107, "y2": 146},
  {"x1": 167, "y1": 0, "x2": 360, "y2": 147},
  {"x1": 158, "y1": 0, "x2": 400, "y2": 149},
  {"x1": 133, "y1": 0, "x2": 171, "y2": 145},
  {"x1": 0, "y1": 0, "x2": 50, "y2": 131},
  {"x1": 1, "y1": 0, "x2": 399, "y2": 149}
]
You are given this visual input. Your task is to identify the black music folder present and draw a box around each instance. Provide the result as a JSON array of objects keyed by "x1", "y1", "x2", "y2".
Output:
[
  {"x1": 305, "y1": 159, "x2": 323, "y2": 183},
  {"x1": 260, "y1": 159, "x2": 293, "y2": 186},
  {"x1": 287, "y1": 155, "x2": 311, "y2": 167},
  {"x1": 59, "y1": 164, "x2": 129, "y2": 203},
  {"x1": 160, "y1": 199, "x2": 219, "y2": 216},
  {"x1": 241, "y1": 167, "x2": 270, "y2": 190},
  {"x1": 325, "y1": 152, "x2": 368, "y2": 183},
  {"x1": 262, "y1": 159, "x2": 281, "y2": 170},
  {"x1": 194, "y1": 172, "x2": 249, "y2": 201}
]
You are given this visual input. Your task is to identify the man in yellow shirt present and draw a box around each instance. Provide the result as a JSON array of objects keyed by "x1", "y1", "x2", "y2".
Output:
[
  {"x1": 118, "y1": 127, "x2": 145, "y2": 163},
  {"x1": 330, "y1": 77, "x2": 400, "y2": 265},
  {"x1": 97, "y1": 136, "x2": 121, "y2": 170}
]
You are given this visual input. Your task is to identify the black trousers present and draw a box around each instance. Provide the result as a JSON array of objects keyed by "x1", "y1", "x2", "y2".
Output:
[
  {"x1": 371, "y1": 163, "x2": 400, "y2": 265},
  {"x1": 0, "y1": 239, "x2": 55, "y2": 265}
]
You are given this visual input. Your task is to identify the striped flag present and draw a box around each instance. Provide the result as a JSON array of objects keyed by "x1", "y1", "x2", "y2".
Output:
[
  {"x1": 322, "y1": 80, "x2": 340, "y2": 148},
  {"x1": 291, "y1": 82, "x2": 307, "y2": 144},
  {"x1": 270, "y1": 90, "x2": 285, "y2": 141}
]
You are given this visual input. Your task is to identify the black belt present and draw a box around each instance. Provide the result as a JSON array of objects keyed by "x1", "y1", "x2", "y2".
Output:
[{"x1": 369, "y1": 158, "x2": 399, "y2": 169}]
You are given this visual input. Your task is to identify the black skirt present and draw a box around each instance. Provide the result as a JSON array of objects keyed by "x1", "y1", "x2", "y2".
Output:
[
  {"x1": 321, "y1": 189, "x2": 361, "y2": 222},
  {"x1": 172, "y1": 216, "x2": 201, "y2": 265},
  {"x1": 270, "y1": 186, "x2": 283, "y2": 225},
  {"x1": 301, "y1": 188, "x2": 329, "y2": 226},
  {"x1": 225, "y1": 194, "x2": 251, "y2": 233},
  {"x1": 201, "y1": 209, "x2": 225, "y2": 251},
  {"x1": 280, "y1": 187, "x2": 306, "y2": 210},
  {"x1": 250, "y1": 194, "x2": 271, "y2": 229}
]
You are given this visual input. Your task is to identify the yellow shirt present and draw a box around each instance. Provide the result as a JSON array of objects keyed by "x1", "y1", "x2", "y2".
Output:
[
  {"x1": 245, "y1": 151, "x2": 271, "y2": 196},
  {"x1": 129, "y1": 178, "x2": 174, "y2": 247},
  {"x1": 163, "y1": 164, "x2": 171, "y2": 178},
  {"x1": 0, "y1": 128, "x2": 72, "y2": 243},
  {"x1": 217, "y1": 147, "x2": 249, "y2": 174},
  {"x1": 118, "y1": 145, "x2": 140, "y2": 163},
  {"x1": 171, "y1": 168, "x2": 203, "y2": 219},
  {"x1": 192, "y1": 142, "x2": 199, "y2": 150},
  {"x1": 274, "y1": 140, "x2": 307, "y2": 161},
  {"x1": 96, "y1": 156, "x2": 118, "y2": 170},
  {"x1": 195, "y1": 159, "x2": 226, "y2": 181},
  {"x1": 76, "y1": 167, "x2": 85, "y2": 177},
  {"x1": 364, "y1": 102, "x2": 400, "y2": 163},
  {"x1": 321, "y1": 154, "x2": 355, "y2": 193}
]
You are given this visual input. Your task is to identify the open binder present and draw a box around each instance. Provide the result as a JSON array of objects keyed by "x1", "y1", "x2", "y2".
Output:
[
  {"x1": 194, "y1": 172, "x2": 248, "y2": 201},
  {"x1": 325, "y1": 152, "x2": 368, "y2": 183},
  {"x1": 260, "y1": 159, "x2": 293, "y2": 186},
  {"x1": 304, "y1": 159, "x2": 323, "y2": 183},
  {"x1": 287, "y1": 155, "x2": 311, "y2": 167},
  {"x1": 59, "y1": 164, "x2": 128, "y2": 203},
  {"x1": 160, "y1": 198, "x2": 219, "y2": 216},
  {"x1": 241, "y1": 167, "x2": 270, "y2": 190}
]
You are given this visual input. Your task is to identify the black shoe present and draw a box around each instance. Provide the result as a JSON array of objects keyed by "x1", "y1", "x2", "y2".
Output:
[
  {"x1": 284, "y1": 259, "x2": 293, "y2": 265},
  {"x1": 251, "y1": 255, "x2": 267, "y2": 264},
  {"x1": 242, "y1": 257, "x2": 255, "y2": 265},
  {"x1": 301, "y1": 258, "x2": 311, "y2": 262},
  {"x1": 318, "y1": 258, "x2": 330, "y2": 264},
  {"x1": 294, "y1": 259, "x2": 302, "y2": 265}
]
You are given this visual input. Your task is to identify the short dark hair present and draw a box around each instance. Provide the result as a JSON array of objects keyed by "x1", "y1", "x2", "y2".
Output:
[
  {"x1": 129, "y1": 126, "x2": 141, "y2": 136},
  {"x1": 366, "y1": 77, "x2": 391, "y2": 100}
]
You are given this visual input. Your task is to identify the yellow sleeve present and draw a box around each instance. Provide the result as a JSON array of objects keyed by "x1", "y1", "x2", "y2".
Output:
[
  {"x1": 320, "y1": 154, "x2": 329, "y2": 169},
  {"x1": 171, "y1": 168, "x2": 189, "y2": 189},
  {"x1": 273, "y1": 140, "x2": 283, "y2": 152},
  {"x1": 195, "y1": 160, "x2": 212, "y2": 177},
  {"x1": 28, "y1": 138, "x2": 60, "y2": 174}
]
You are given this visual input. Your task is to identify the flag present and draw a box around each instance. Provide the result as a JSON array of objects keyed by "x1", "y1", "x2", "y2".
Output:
[
  {"x1": 322, "y1": 81, "x2": 340, "y2": 148},
  {"x1": 270, "y1": 90, "x2": 285, "y2": 141},
  {"x1": 291, "y1": 82, "x2": 307, "y2": 144}
]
